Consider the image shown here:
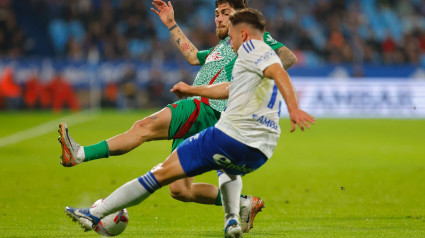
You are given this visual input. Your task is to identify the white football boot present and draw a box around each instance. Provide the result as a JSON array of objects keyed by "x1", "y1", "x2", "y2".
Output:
[
  {"x1": 58, "y1": 123, "x2": 83, "y2": 167},
  {"x1": 224, "y1": 219, "x2": 243, "y2": 238},
  {"x1": 65, "y1": 207, "x2": 100, "y2": 232},
  {"x1": 239, "y1": 195, "x2": 265, "y2": 233}
]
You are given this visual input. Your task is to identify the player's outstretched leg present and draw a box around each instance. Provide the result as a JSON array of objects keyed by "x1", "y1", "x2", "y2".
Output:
[
  {"x1": 58, "y1": 123, "x2": 84, "y2": 167},
  {"x1": 64, "y1": 207, "x2": 100, "y2": 232},
  {"x1": 65, "y1": 151, "x2": 187, "y2": 234},
  {"x1": 58, "y1": 108, "x2": 171, "y2": 167},
  {"x1": 240, "y1": 195, "x2": 265, "y2": 233}
]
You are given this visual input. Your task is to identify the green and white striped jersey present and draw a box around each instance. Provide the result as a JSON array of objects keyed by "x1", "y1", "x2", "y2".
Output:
[{"x1": 189, "y1": 32, "x2": 284, "y2": 112}]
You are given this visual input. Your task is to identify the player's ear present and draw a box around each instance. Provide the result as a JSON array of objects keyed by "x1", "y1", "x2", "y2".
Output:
[{"x1": 241, "y1": 30, "x2": 248, "y2": 42}]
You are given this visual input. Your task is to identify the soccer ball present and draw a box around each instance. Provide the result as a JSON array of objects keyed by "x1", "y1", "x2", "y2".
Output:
[{"x1": 91, "y1": 199, "x2": 129, "y2": 236}]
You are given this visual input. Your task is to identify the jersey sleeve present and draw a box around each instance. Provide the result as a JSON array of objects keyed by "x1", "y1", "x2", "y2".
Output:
[
  {"x1": 196, "y1": 47, "x2": 214, "y2": 65},
  {"x1": 263, "y1": 32, "x2": 285, "y2": 51},
  {"x1": 238, "y1": 40, "x2": 282, "y2": 75}
]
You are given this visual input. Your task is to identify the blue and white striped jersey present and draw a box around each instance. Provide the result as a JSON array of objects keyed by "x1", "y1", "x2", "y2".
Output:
[{"x1": 215, "y1": 39, "x2": 283, "y2": 158}]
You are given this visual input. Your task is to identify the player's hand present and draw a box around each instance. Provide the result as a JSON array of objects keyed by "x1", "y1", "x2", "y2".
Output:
[
  {"x1": 151, "y1": 0, "x2": 176, "y2": 28},
  {"x1": 170, "y1": 82, "x2": 192, "y2": 98},
  {"x1": 289, "y1": 109, "x2": 315, "y2": 133}
]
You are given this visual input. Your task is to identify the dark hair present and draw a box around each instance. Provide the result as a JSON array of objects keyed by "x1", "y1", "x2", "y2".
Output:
[
  {"x1": 215, "y1": 0, "x2": 248, "y2": 10},
  {"x1": 229, "y1": 8, "x2": 266, "y2": 32}
]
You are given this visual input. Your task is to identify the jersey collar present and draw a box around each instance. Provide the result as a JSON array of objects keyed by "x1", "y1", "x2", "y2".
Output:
[{"x1": 221, "y1": 36, "x2": 231, "y2": 45}]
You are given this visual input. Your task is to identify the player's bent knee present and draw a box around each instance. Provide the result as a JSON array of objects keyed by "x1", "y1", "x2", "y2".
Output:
[
  {"x1": 151, "y1": 163, "x2": 163, "y2": 173},
  {"x1": 169, "y1": 190, "x2": 192, "y2": 202},
  {"x1": 169, "y1": 184, "x2": 193, "y2": 202},
  {"x1": 130, "y1": 118, "x2": 155, "y2": 140},
  {"x1": 132, "y1": 118, "x2": 150, "y2": 131},
  {"x1": 131, "y1": 114, "x2": 169, "y2": 141}
]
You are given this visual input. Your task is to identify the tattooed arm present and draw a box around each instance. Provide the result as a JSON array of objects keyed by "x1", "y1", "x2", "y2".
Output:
[
  {"x1": 168, "y1": 25, "x2": 200, "y2": 65},
  {"x1": 275, "y1": 46, "x2": 297, "y2": 70},
  {"x1": 151, "y1": 0, "x2": 200, "y2": 65}
]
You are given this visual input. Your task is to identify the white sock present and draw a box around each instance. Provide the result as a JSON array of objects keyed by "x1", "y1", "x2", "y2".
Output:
[
  {"x1": 76, "y1": 146, "x2": 85, "y2": 160},
  {"x1": 218, "y1": 172, "x2": 242, "y2": 226},
  {"x1": 90, "y1": 171, "x2": 160, "y2": 218}
]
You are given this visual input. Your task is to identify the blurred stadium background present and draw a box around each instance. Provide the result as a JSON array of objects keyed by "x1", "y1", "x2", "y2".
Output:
[{"x1": 0, "y1": 0, "x2": 424, "y2": 117}]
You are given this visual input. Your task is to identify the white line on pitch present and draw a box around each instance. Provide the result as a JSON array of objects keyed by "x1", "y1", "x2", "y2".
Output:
[{"x1": 0, "y1": 110, "x2": 100, "y2": 148}]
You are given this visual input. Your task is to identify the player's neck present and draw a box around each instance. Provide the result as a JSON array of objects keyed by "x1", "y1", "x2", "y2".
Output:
[{"x1": 245, "y1": 35, "x2": 263, "y2": 42}]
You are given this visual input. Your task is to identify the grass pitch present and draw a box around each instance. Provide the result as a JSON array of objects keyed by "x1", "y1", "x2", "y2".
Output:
[{"x1": 0, "y1": 110, "x2": 424, "y2": 237}]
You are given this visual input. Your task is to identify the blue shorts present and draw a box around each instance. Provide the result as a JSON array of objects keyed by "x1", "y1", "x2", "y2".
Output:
[{"x1": 176, "y1": 126, "x2": 268, "y2": 176}]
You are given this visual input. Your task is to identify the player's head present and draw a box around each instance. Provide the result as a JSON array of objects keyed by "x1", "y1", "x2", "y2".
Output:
[
  {"x1": 228, "y1": 8, "x2": 266, "y2": 52},
  {"x1": 215, "y1": 0, "x2": 248, "y2": 40}
]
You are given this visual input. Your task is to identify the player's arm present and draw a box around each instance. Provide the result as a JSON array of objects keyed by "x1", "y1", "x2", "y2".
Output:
[
  {"x1": 263, "y1": 63, "x2": 315, "y2": 132},
  {"x1": 275, "y1": 46, "x2": 297, "y2": 70},
  {"x1": 264, "y1": 32, "x2": 297, "y2": 70},
  {"x1": 151, "y1": 0, "x2": 200, "y2": 65},
  {"x1": 170, "y1": 82, "x2": 229, "y2": 99}
]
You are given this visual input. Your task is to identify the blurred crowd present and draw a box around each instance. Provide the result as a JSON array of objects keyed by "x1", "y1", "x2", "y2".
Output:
[
  {"x1": 0, "y1": 66, "x2": 81, "y2": 111},
  {"x1": 261, "y1": 0, "x2": 425, "y2": 66},
  {"x1": 0, "y1": 63, "x2": 195, "y2": 110},
  {"x1": 1, "y1": 0, "x2": 425, "y2": 111},
  {"x1": 0, "y1": 0, "x2": 424, "y2": 66}
]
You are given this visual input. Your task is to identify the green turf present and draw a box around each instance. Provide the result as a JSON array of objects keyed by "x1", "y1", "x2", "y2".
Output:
[{"x1": 0, "y1": 111, "x2": 424, "y2": 237}]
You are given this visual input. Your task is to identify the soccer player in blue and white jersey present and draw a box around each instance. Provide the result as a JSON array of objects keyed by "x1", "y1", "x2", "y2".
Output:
[{"x1": 65, "y1": 8, "x2": 315, "y2": 238}]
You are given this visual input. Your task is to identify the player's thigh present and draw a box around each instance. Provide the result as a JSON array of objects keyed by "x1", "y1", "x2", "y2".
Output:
[
  {"x1": 152, "y1": 150, "x2": 188, "y2": 186},
  {"x1": 133, "y1": 107, "x2": 172, "y2": 140}
]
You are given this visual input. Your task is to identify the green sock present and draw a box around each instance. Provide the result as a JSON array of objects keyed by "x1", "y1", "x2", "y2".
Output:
[
  {"x1": 215, "y1": 189, "x2": 222, "y2": 206},
  {"x1": 214, "y1": 189, "x2": 244, "y2": 206},
  {"x1": 83, "y1": 140, "x2": 110, "y2": 162}
]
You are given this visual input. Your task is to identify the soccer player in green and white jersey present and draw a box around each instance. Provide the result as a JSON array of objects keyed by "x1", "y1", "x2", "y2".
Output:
[{"x1": 58, "y1": 0, "x2": 296, "y2": 233}]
